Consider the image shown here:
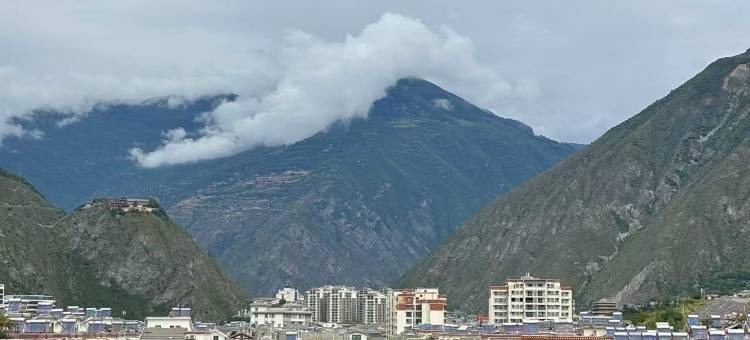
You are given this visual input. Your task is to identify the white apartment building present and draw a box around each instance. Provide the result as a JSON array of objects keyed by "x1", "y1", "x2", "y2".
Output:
[
  {"x1": 248, "y1": 301, "x2": 312, "y2": 328},
  {"x1": 488, "y1": 274, "x2": 574, "y2": 324},
  {"x1": 276, "y1": 285, "x2": 302, "y2": 303},
  {"x1": 0, "y1": 284, "x2": 5, "y2": 310},
  {"x1": 305, "y1": 286, "x2": 358, "y2": 324},
  {"x1": 357, "y1": 288, "x2": 388, "y2": 324},
  {"x1": 390, "y1": 288, "x2": 446, "y2": 335}
]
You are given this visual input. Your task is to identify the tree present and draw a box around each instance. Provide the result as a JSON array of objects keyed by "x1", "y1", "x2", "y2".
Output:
[{"x1": 0, "y1": 310, "x2": 12, "y2": 339}]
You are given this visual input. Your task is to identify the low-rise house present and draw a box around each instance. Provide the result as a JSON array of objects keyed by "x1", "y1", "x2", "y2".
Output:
[
  {"x1": 248, "y1": 300, "x2": 312, "y2": 328},
  {"x1": 146, "y1": 316, "x2": 194, "y2": 330}
]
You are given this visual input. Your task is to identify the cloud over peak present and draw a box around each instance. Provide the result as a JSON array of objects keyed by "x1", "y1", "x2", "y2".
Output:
[
  {"x1": 130, "y1": 13, "x2": 520, "y2": 167},
  {"x1": 0, "y1": 8, "x2": 531, "y2": 167}
]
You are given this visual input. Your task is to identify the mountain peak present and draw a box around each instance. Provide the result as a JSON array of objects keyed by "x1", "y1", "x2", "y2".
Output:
[
  {"x1": 0, "y1": 74, "x2": 579, "y2": 299},
  {"x1": 370, "y1": 77, "x2": 537, "y2": 137},
  {"x1": 400, "y1": 49, "x2": 750, "y2": 311}
]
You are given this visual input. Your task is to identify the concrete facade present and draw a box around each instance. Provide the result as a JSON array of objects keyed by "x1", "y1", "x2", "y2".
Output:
[{"x1": 488, "y1": 274, "x2": 574, "y2": 324}]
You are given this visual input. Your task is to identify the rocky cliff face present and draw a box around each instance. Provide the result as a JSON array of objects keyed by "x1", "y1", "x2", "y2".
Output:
[
  {"x1": 112, "y1": 78, "x2": 579, "y2": 293},
  {"x1": 0, "y1": 170, "x2": 244, "y2": 320},
  {"x1": 0, "y1": 78, "x2": 579, "y2": 294},
  {"x1": 400, "y1": 49, "x2": 750, "y2": 311}
]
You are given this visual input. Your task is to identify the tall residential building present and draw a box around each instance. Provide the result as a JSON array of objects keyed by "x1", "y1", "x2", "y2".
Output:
[
  {"x1": 0, "y1": 284, "x2": 5, "y2": 310},
  {"x1": 305, "y1": 286, "x2": 358, "y2": 324},
  {"x1": 276, "y1": 283, "x2": 302, "y2": 303},
  {"x1": 488, "y1": 274, "x2": 574, "y2": 324},
  {"x1": 389, "y1": 288, "x2": 446, "y2": 335},
  {"x1": 357, "y1": 288, "x2": 388, "y2": 324}
]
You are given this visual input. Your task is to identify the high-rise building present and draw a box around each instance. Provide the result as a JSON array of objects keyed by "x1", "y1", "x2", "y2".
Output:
[
  {"x1": 389, "y1": 288, "x2": 446, "y2": 335},
  {"x1": 305, "y1": 286, "x2": 358, "y2": 324},
  {"x1": 488, "y1": 274, "x2": 574, "y2": 324},
  {"x1": 0, "y1": 284, "x2": 5, "y2": 311},
  {"x1": 357, "y1": 288, "x2": 388, "y2": 324},
  {"x1": 276, "y1": 282, "x2": 302, "y2": 303}
]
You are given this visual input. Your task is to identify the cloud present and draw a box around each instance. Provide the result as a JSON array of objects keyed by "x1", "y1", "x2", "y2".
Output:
[
  {"x1": 129, "y1": 13, "x2": 522, "y2": 167},
  {"x1": 432, "y1": 98, "x2": 454, "y2": 111},
  {"x1": 0, "y1": 68, "x2": 234, "y2": 139},
  {"x1": 5, "y1": 1, "x2": 744, "y2": 153}
]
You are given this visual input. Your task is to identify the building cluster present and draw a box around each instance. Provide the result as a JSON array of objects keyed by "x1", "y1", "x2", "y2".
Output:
[
  {"x1": 5, "y1": 276, "x2": 750, "y2": 340},
  {"x1": 305, "y1": 286, "x2": 394, "y2": 325},
  {"x1": 84, "y1": 197, "x2": 157, "y2": 212},
  {"x1": 0, "y1": 291, "x2": 141, "y2": 335},
  {"x1": 579, "y1": 312, "x2": 750, "y2": 340},
  {"x1": 236, "y1": 285, "x2": 447, "y2": 335}
]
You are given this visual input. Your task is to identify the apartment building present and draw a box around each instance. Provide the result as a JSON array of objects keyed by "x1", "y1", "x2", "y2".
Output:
[
  {"x1": 0, "y1": 284, "x2": 5, "y2": 311},
  {"x1": 248, "y1": 301, "x2": 312, "y2": 328},
  {"x1": 305, "y1": 286, "x2": 358, "y2": 324},
  {"x1": 356, "y1": 288, "x2": 388, "y2": 324},
  {"x1": 276, "y1": 284, "x2": 302, "y2": 303},
  {"x1": 488, "y1": 274, "x2": 574, "y2": 324},
  {"x1": 390, "y1": 288, "x2": 447, "y2": 334}
]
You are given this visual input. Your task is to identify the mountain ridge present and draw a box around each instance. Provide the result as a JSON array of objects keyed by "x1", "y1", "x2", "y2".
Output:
[
  {"x1": 399, "y1": 49, "x2": 750, "y2": 311},
  {"x1": 0, "y1": 170, "x2": 245, "y2": 320},
  {"x1": 0, "y1": 77, "x2": 580, "y2": 295}
]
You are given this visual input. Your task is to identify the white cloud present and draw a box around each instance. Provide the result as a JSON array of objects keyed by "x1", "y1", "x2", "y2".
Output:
[
  {"x1": 0, "y1": 4, "x2": 530, "y2": 167},
  {"x1": 432, "y1": 98, "x2": 454, "y2": 111},
  {"x1": 129, "y1": 13, "x2": 522, "y2": 167},
  {"x1": 3, "y1": 0, "x2": 745, "y2": 153}
]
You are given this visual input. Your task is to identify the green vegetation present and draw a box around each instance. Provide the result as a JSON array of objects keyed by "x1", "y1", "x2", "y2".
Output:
[
  {"x1": 64, "y1": 253, "x2": 169, "y2": 320},
  {"x1": 0, "y1": 170, "x2": 245, "y2": 321},
  {"x1": 701, "y1": 271, "x2": 750, "y2": 295},
  {"x1": 0, "y1": 310, "x2": 11, "y2": 339},
  {"x1": 624, "y1": 298, "x2": 708, "y2": 329},
  {"x1": 0, "y1": 167, "x2": 45, "y2": 198}
]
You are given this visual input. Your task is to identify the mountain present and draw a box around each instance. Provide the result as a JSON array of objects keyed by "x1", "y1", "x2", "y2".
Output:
[
  {"x1": 0, "y1": 78, "x2": 579, "y2": 294},
  {"x1": 400, "y1": 49, "x2": 750, "y2": 311},
  {"x1": 0, "y1": 169, "x2": 245, "y2": 320}
]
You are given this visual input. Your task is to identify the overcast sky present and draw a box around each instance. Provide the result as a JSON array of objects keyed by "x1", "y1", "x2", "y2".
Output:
[{"x1": 1, "y1": 1, "x2": 748, "y2": 166}]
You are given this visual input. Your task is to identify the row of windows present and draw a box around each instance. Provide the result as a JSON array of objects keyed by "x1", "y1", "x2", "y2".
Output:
[
  {"x1": 493, "y1": 289, "x2": 569, "y2": 296},
  {"x1": 494, "y1": 298, "x2": 570, "y2": 304}
]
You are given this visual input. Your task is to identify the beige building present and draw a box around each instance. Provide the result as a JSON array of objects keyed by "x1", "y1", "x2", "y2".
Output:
[
  {"x1": 356, "y1": 288, "x2": 388, "y2": 324},
  {"x1": 488, "y1": 274, "x2": 574, "y2": 324},
  {"x1": 305, "y1": 286, "x2": 358, "y2": 324},
  {"x1": 389, "y1": 288, "x2": 447, "y2": 335}
]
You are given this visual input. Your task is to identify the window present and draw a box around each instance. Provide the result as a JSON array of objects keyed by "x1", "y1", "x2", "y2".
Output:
[{"x1": 213, "y1": 336, "x2": 219, "y2": 340}]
